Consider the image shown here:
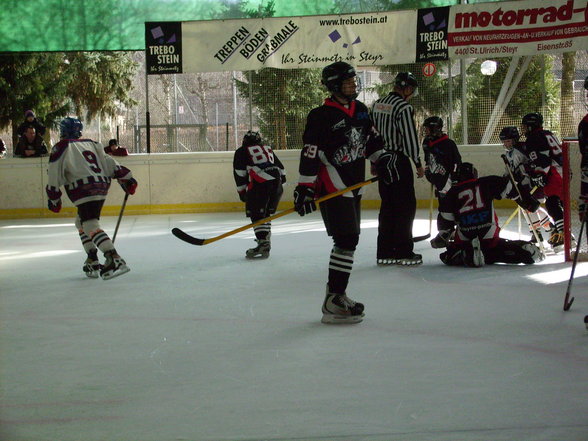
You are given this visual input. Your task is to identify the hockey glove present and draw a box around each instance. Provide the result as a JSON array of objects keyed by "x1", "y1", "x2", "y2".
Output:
[
  {"x1": 119, "y1": 178, "x2": 138, "y2": 195},
  {"x1": 375, "y1": 152, "x2": 397, "y2": 185},
  {"x1": 293, "y1": 185, "x2": 316, "y2": 216},
  {"x1": 530, "y1": 172, "x2": 547, "y2": 188},
  {"x1": 48, "y1": 199, "x2": 62, "y2": 213},
  {"x1": 516, "y1": 194, "x2": 540, "y2": 213},
  {"x1": 238, "y1": 191, "x2": 247, "y2": 202}
]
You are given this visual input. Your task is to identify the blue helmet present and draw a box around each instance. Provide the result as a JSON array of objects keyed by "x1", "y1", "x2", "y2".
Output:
[{"x1": 59, "y1": 117, "x2": 83, "y2": 139}]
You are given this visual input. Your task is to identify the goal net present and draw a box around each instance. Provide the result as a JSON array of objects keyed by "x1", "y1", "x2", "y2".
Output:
[{"x1": 562, "y1": 139, "x2": 587, "y2": 262}]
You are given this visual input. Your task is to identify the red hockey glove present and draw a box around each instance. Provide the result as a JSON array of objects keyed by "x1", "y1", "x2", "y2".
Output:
[
  {"x1": 119, "y1": 178, "x2": 138, "y2": 195},
  {"x1": 48, "y1": 199, "x2": 62, "y2": 213},
  {"x1": 293, "y1": 185, "x2": 316, "y2": 216}
]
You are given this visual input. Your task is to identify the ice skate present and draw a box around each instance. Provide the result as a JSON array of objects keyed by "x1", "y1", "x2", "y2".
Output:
[
  {"x1": 321, "y1": 289, "x2": 364, "y2": 324},
  {"x1": 464, "y1": 237, "x2": 485, "y2": 267},
  {"x1": 548, "y1": 231, "x2": 565, "y2": 253},
  {"x1": 82, "y1": 250, "x2": 101, "y2": 279},
  {"x1": 521, "y1": 243, "x2": 545, "y2": 263},
  {"x1": 246, "y1": 239, "x2": 270, "y2": 259},
  {"x1": 100, "y1": 250, "x2": 130, "y2": 280},
  {"x1": 394, "y1": 252, "x2": 423, "y2": 266}
]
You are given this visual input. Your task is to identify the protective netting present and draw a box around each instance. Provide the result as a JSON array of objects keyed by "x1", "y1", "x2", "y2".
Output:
[{"x1": 2, "y1": 51, "x2": 587, "y2": 160}]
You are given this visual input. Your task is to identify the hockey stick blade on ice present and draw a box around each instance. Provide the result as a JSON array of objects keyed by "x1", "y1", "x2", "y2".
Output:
[
  {"x1": 172, "y1": 177, "x2": 379, "y2": 246},
  {"x1": 562, "y1": 205, "x2": 587, "y2": 311}
]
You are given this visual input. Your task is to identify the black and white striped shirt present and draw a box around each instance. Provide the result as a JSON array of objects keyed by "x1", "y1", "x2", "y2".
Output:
[{"x1": 371, "y1": 92, "x2": 421, "y2": 167}]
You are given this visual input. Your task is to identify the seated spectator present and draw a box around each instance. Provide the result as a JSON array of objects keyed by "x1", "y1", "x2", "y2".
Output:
[
  {"x1": 14, "y1": 126, "x2": 48, "y2": 157},
  {"x1": 104, "y1": 139, "x2": 129, "y2": 156},
  {"x1": 17, "y1": 110, "x2": 46, "y2": 137}
]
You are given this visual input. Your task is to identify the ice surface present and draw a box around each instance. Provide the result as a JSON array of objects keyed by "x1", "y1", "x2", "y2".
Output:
[{"x1": 1, "y1": 210, "x2": 587, "y2": 441}]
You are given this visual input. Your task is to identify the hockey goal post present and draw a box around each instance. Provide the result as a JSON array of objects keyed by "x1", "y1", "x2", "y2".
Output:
[{"x1": 562, "y1": 138, "x2": 586, "y2": 262}]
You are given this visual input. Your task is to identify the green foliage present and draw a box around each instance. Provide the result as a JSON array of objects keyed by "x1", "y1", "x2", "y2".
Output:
[
  {"x1": 455, "y1": 56, "x2": 559, "y2": 143},
  {"x1": 374, "y1": 61, "x2": 454, "y2": 129},
  {"x1": 0, "y1": 52, "x2": 138, "y2": 142},
  {"x1": 235, "y1": 0, "x2": 325, "y2": 149}
]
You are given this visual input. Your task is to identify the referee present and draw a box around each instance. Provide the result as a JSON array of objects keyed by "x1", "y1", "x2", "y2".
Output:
[{"x1": 372, "y1": 72, "x2": 425, "y2": 265}]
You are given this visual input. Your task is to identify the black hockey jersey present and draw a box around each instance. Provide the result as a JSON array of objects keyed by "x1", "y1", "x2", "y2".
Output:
[
  {"x1": 423, "y1": 134, "x2": 461, "y2": 194},
  {"x1": 525, "y1": 128, "x2": 562, "y2": 177},
  {"x1": 233, "y1": 143, "x2": 286, "y2": 196},
  {"x1": 299, "y1": 98, "x2": 385, "y2": 196},
  {"x1": 438, "y1": 175, "x2": 516, "y2": 244}
]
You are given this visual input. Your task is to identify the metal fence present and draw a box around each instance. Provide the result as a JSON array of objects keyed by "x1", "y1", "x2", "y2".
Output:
[{"x1": 2, "y1": 51, "x2": 587, "y2": 157}]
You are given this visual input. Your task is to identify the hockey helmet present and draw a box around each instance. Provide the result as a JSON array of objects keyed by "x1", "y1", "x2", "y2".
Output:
[
  {"x1": 394, "y1": 72, "x2": 418, "y2": 88},
  {"x1": 499, "y1": 126, "x2": 520, "y2": 141},
  {"x1": 242, "y1": 130, "x2": 262, "y2": 147},
  {"x1": 455, "y1": 162, "x2": 478, "y2": 183},
  {"x1": 321, "y1": 62, "x2": 360, "y2": 99},
  {"x1": 423, "y1": 116, "x2": 443, "y2": 136},
  {"x1": 521, "y1": 112, "x2": 543, "y2": 132},
  {"x1": 59, "y1": 117, "x2": 83, "y2": 139}
]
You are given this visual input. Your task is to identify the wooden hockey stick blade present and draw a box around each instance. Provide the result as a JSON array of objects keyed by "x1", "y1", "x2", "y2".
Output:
[
  {"x1": 563, "y1": 296, "x2": 575, "y2": 311},
  {"x1": 172, "y1": 177, "x2": 379, "y2": 246},
  {"x1": 413, "y1": 233, "x2": 431, "y2": 242}
]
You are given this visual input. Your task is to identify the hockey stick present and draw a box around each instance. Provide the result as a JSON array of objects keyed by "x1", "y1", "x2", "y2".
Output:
[
  {"x1": 501, "y1": 155, "x2": 546, "y2": 256},
  {"x1": 500, "y1": 186, "x2": 538, "y2": 229},
  {"x1": 172, "y1": 177, "x2": 379, "y2": 246},
  {"x1": 563, "y1": 205, "x2": 588, "y2": 311},
  {"x1": 112, "y1": 193, "x2": 129, "y2": 243}
]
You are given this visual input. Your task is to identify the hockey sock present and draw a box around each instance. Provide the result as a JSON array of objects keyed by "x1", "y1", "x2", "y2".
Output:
[
  {"x1": 327, "y1": 246, "x2": 354, "y2": 294},
  {"x1": 545, "y1": 196, "x2": 563, "y2": 232},
  {"x1": 253, "y1": 222, "x2": 271, "y2": 241},
  {"x1": 76, "y1": 217, "x2": 97, "y2": 254},
  {"x1": 83, "y1": 219, "x2": 115, "y2": 254}
]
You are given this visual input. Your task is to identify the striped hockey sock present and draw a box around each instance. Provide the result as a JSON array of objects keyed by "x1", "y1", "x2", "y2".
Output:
[
  {"x1": 328, "y1": 246, "x2": 354, "y2": 294},
  {"x1": 253, "y1": 222, "x2": 271, "y2": 241}
]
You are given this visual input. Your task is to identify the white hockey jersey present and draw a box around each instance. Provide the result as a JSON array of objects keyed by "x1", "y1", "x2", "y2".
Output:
[{"x1": 46, "y1": 138, "x2": 133, "y2": 206}]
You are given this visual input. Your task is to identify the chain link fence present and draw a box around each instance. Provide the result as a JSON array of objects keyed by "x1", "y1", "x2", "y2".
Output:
[{"x1": 2, "y1": 51, "x2": 587, "y2": 160}]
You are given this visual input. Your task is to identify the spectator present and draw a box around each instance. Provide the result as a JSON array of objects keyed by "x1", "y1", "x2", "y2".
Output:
[
  {"x1": 14, "y1": 126, "x2": 48, "y2": 157},
  {"x1": 17, "y1": 110, "x2": 46, "y2": 137},
  {"x1": 104, "y1": 139, "x2": 129, "y2": 157}
]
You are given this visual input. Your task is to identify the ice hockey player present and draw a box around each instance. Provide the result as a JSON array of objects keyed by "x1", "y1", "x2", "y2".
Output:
[
  {"x1": 294, "y1": 61, "x2": 386, "y2": 324},
  {"x1": 233, "y1": 130, "x2": 286, "y2": 259},
  {"x1": 499, "y1": 125, "x2": 552, "y2": 243},
  {"x1": 421, "y1": 116, "x2": 462, "y2": 249},
  {"x1": 437, "y1": 162, "x2": 543, "y2": 267},
  {"x1": 46, "y1": 117, "x2": 137, "y2": 280},
  {"x1": 522, "y1": 112, "x2": 568, "y2": 252},
  {"x1": 579, "y1": 76, "x2": 588, "y2": 223}
]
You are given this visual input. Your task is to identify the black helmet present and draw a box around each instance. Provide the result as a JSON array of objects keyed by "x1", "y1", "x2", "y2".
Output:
[
  {"x1": 499, "y1": 126, "x2": 520, "y2": 141},
  {"x1": 455, "y1": 162, "x2": 478, "y2": 183},
  {"x1": 521, "y1": 112, "x2": 543, "y2": 129},
  {"x1": 59, "y1": 117, "x2": 83, "y2": 139},
  {"x1": 423, "y1": 116, "x2": 443, "y2": 131},
  {"x1": 321, "y1": 62, "x2": 359, "y2": 99},
  {"x1": 394, "y1": 72, "x2": 418, "y2": 89},
  {"x1": 242, "y1": 130, "x2": 262, "y2": 147}
]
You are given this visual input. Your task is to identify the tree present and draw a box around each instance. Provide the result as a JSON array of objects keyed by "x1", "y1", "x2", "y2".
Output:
[
  {"x1": 234, "y1": 0, "x2": 325, "y2": 149},
  {"x1": 0, "y1": 52, "x2": 138, "y2": 146}
]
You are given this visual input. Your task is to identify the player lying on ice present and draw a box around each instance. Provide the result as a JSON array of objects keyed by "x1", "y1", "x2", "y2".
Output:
[{"x1": 435, "y1": 162, "x2": 544, "y2": 268}]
